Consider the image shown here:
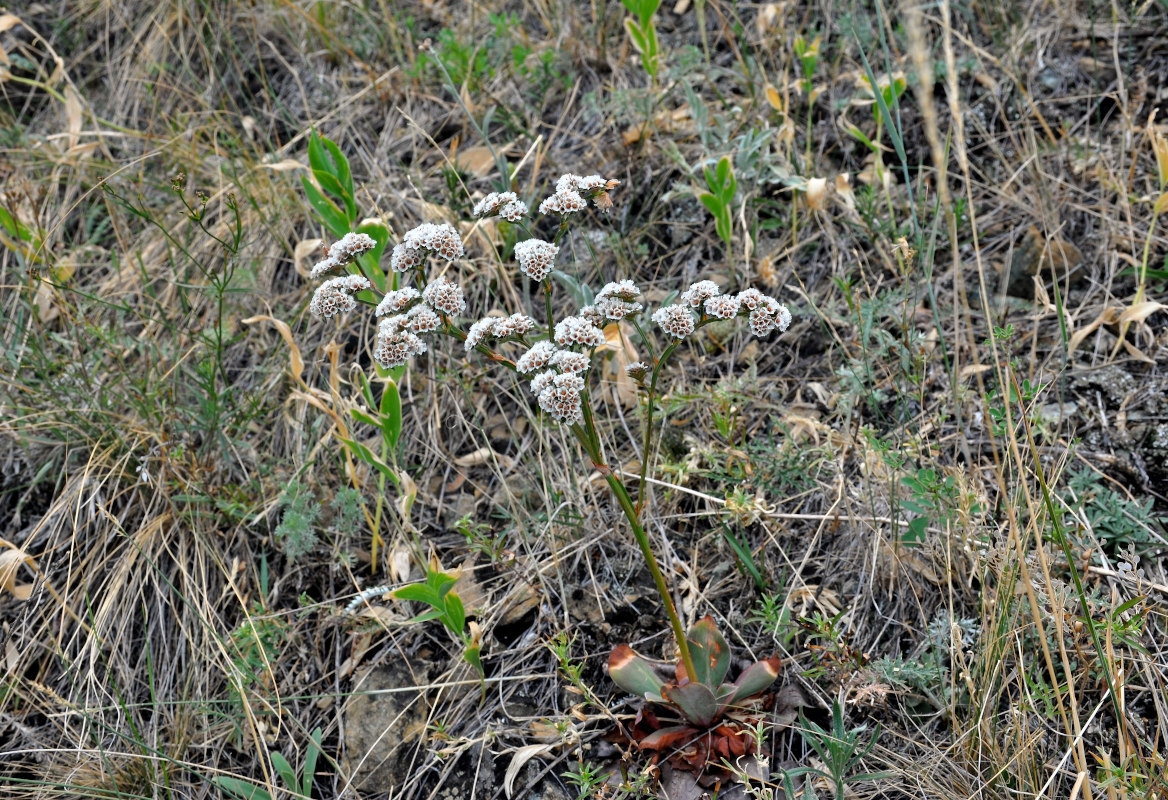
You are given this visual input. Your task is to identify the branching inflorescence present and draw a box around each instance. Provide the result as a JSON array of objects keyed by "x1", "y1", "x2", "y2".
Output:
[{"x1": 307, "y1": 174, "x2": 791, "y2": 767}]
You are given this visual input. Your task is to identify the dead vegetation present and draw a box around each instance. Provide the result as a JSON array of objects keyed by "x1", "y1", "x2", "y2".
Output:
[{"x1": 2, "y1": 1, "x2": 1167, "y2": 798}]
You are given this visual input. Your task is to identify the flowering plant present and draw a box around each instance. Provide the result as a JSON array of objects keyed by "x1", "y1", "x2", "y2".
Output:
[{"x1": 309, "y1": 171, "x2": 791, "y2": 774}]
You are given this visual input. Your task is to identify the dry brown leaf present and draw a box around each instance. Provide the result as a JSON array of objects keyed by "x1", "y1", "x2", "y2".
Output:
[
  {"x1": 389, "y1": 545, "x2": 412, "y2": 584},
  {"x1": 804, "y1": 177, "x2": 828, "y2": 210},
  {"x1": 0, "y1": 542, "x2": 36, "y2": 601},
  {"x1": 673, "y1": 0, "x2": 691, "y2": 13},
  {"x1": 1118, "y1": 301, "x2": 1166, "y2": 324},
  {"x1": 834, "y1": 173, "x2": 855, "y2": 210},
  {"x1": 765, "y1": 84, "x2": 783, "y2": 112},
  {"x1": 454, "y1": 446, "x2": 512, "y2": 468},
  {"x1": 454, "y1": 146, "x2": 496, "y2": 178},
  {"x1": 503, "y1": 743, "x2": 552, "y2": 798},
  {"x1": 242, "y1": 315, "x2": 304, "y2": 385},
  {"x1": 1067, "y1": 307, "x2": 1120, "y2": 355},
  {"x1": 63, "y1": 85, "x2": 82, "y2": 152},
  {"x1": 261, "y1": 159, "x2": 307, "y2": 172},
  {"x1": 294, "y1": 238, "x2": 323, "y2": 277}
]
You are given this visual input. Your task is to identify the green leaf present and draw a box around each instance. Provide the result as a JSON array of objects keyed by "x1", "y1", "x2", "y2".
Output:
[
  {"x1": 443, "y1": 591, "x2": 466, "y2": 635},
  {"x1": 726, "y1": 656, "x2": 782, "y2": 705},
  {"x1": 426, "y1": 569, "x2": 458, "y2": 596},
  {"x1": 321, "y1": 137, "x2": 356, "y2": 215},
  {"x1": 337, "y1": 437, "x2": 398, "y2": 483},
  {"x1": 350, "y1": 409, "x2": 380, "y2": 428},
  {"x1": 623, "y1": 18, "x2": 647, "y2": 54},
  {"x1": 380, "y1": 380, "x2": 402, "y2": 450},
  {"x1": 846, "y1": 125, "x2": 880, "y2": 153},
  {"x1": 270, "y1": 752, "x2": 297, "y2": 794},
  {"x1": 303, "y1": 728, "x2": 322, "y2": 797},
  {"x1": 903, "y1": 517, "x2": 928, "y2": 544},
  {"x1": 405, "y1": 608, "x2": 446, "y2": 625},
  {"x1": 608, "y1": 644, "x2": 666, "y2": 699},
  {"x1": 720, "y1": 526, "x2": 767, "y2": 590},
  {"x1": 662, "y1": 682, "x2": 719, "y2": 727},
  {"x1": 698, "y1": 193, "x2": 723, "y2": 219},
  {"x1": 212, "y1": 777, "x2": 272, "y2": 800},
  {"x1": 715, "y1": 156, "x2": 730, "y2": 188},
  {"x1": 463, "y1": 644, "x2": 483, "y2": 677},
  {"x1": 393, "y1": 583, "x2": 442, "y2": 608},
  {"x1": 685, "y1": 616, "x2": 730, "y2": 687},
  {"x1": 300, "y1": 176, "x2": 349, "y2": 238}
]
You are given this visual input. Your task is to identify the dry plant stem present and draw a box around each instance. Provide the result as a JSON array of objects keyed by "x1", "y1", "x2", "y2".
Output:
[{"x1": 636, "y1": 341, "x2": 679, "y2": 515}]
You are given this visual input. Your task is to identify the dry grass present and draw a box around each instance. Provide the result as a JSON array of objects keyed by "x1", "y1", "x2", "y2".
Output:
[{"x1": 2, "y1": 0, "x2": 1167, "y2": 798}]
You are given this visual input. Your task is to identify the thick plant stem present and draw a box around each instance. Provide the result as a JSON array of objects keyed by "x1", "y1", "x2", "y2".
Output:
[{"x1": 598, "y1": 466, "x2": 696, "y2": 681}]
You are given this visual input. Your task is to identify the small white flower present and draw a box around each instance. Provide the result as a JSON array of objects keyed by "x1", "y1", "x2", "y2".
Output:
[
  {"x1": 403, "y1": 304, "x2": 443, "y2": 334},
  {"x1": 309, "y1": 275, "x2": 370, "y2": 319},
  {"x1": 472, "y1": 191, "x2": 517, "y2": 218},
  {"x1": 493, "y1": 313, "x2": 536, "y2": 339},
  {"x1": 514, "y1": 239, "x2": 559, "y2": 281},
  {"x1": 703, "y1": 294, "x2": 741, "y2": 320},
  {"x1": 403, "y1": 222, "x2": 464, "y2": 260},
  {"x1": 578, "y1": 305, "x2": 604, "y2": 327},
  {"x1": 537, "y1": 373, "x2": 586, "y2": 424},
  {"x1": 554, "y1": 316, "x2": 606, "y2": 348},
  {"x1": 374, "y1": 323, "x2": 427, "y2": 368},
  {"x1": 748, "y1": 296, "x2": 792, "y2": 337},
  {"x1": 422, "y1": 276, "x2": 466, "y2": 316},
  {"x1": 375, "y1": 287, "x2": 422, "y2": 316},
  {"x1": 550, "y1": 350, "x2": 591, "y2": 374},
  {"x1": 735, "y1": 288, "x2": 767, "y2": 311},
  {"x1": 596, "y1": 280, "x2": 641, "y2": 303},
  {"x1": 328, "y1": 231, "x2": 377, "y2": 263},
  {"x1": 465, "y1": 317, "x2": 499, "y2": 352},
  {"x1": 310, "y1": 255, "x2": 343, "y2": 278},
  {"x1": 529, "y1": 369, "x2": 556, "y2": 396},
  {"x1": 597, "y1": 297, "x2": 643, "y2": 321},
  {"x1": 539, "y1": 189, "x2": 587, "y2": 216},
  {"x1": 556, "y1": 173, "x2": 584, "y2": 193},
  {"x1": 390, "y1": 242, "x2": 425, "y2": 272},
  {"x1": 652, "y1": 304, "x2": 696, "y2": 339},
  {"x1": 516, "y1": 340, "x2": 558, "y2": 374},
  {"x1": 499, "y1": 199, "x2": 528, "y2": 222},
  {"x1": 681, "y1": 280, "x2": 721, "y2": 309}
]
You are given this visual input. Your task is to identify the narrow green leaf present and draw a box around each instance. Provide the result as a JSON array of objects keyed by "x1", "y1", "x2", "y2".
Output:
[
  {"x1": 393, "y1": 583, "x2": 442, "y2": 607},
  {"x1": 379, "y1": 381, "x2": 402, "y2": 450},
  {"x1": 444, "y1": 591, "x2": 466, "y2": 635},
  {"x1": 463, "y1": 644, "x2": 484, "y2": 677},
  {"x1": 698, "y1": 193, "x2": 723, "y2": 218},
  {"x1": 716, "y1": 156, "x2": 730, "y2": 187},
  {"x1": 270, "y1": 752, "x2": 297, "y2": 794},
  {"x1": 303, "y1": 728, "x2": 322, "y2": 797},
  {"x1": 212, "y1": 776, "x2": 271, "y2": 800},
  {"x1": 624, "y1": 18, "x2": 647, "y2": 53},
  {"x1": 300, "y1": 176, "x2": 348, "y2": 238},
  {"x1": 322, "y1": 137, "x2": 356, "y2": 211}
]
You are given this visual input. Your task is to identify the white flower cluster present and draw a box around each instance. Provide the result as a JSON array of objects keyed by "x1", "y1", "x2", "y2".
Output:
[
  {"x1": 374, "y1": 317, "x2": 427, "y2": 369},
  {"x1": 595, "y1": 279, "x2": 643, "y2": 321},
  {"x1": 652, "y1": 281, "x2": 792, "y2": 340},
  {"x1": 390, "y1": 222, "x2": 464, "y2": 272},
  {"x1": 532, "y1": 371, "x2": 585, "y2": 424},
  {"x1": 554, "y1": 316, "x2": 606, "y2": 348},
  {"x1": 310, "y1": 232, "x2": 377, "y2": 278},
  {"x1": 473, "y1": 191, "x2": 528, "y2": 222},
  {"x1": 464, "y1": 313, "x2": 537, "y2": 352},
  {"x1": 538, "y1": 173, "x2": 619, "y2": 216},
  {"x1": 514, "y1": 238, "x2": 559, "y2": 281},
  {"x1": 422, "y1": 276, "x2": 467, "y2": 316},
  {"x1": 375, "y1": 287, "x2": 421, "y2": 317},
  {"x1": 515, "y1": 340, "x2": 558, "y2": 373},
  {"x1": 310, "y1": 274, "x2": 371, "y2": 319}
]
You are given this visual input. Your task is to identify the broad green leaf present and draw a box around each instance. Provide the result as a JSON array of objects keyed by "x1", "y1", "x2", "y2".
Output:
[
  {"x1": 379, "y1": 381, "x2": 402, "y2": 450},
  {"x1": 698, "y1": 193, "x2": 723, "y2": 219},
  {"x1": 725, "y1": 655, "x2": 782, "y2": 706},
  {"x1": 463, "y1": 644, "x2": 483, "y2": 677},
  {"x1": 426, "y1": 570, "x2": 458, "y2": 595},
  {"x1": 608, "y1": 644, "x2": 666, "y2": 699},
  {"x1": 301, "y1": 176, "x2": 349, "y2": 238},
  {"x1": 715, "y1": 156, "x2": 730, "y2": 188},
  {"x1": 350, "y1": 408, "x2": 380, "y2": 428},
  {"x1": 685, "y1": 616, "x2": 730, "y2": 687},
  {"x1": 393, "y1": 583, "x2": 442, "y2": 607},
  {"x1": 662, "y1": 682, "x2": 719, "y2": 727}
]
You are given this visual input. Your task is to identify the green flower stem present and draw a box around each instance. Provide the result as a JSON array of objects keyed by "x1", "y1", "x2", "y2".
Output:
[
  {"x1": 595, "y1": 458, "x2": 696, "y2": 682},
  {"x1": 543, "y1": 280, "x2": 556, "y2": 340},
  {"x1": 637, "y1": 341, "x2": 679, "y2": 515}
]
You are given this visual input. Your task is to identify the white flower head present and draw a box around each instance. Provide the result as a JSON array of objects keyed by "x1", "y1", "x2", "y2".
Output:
[
  {"x1": 493, "y1": 313, "x2": 536, "y2": 339},
  {"x1": 681, "y1": 280, "x2": 721, "y2": 309},
  {"x1": 596, "y1": 280, "x2": 641, "y2": 303},
  {"x1": 550, "y1": 350, "x2": 591, "y2": 374},
  {"x1": 499, "y1": 199, "x2": 528, "y2": 222},
  {"x1": 310, "y1": 255, "x2": 344, "y2": 279},
  {"x1": 465, "y1": 317, "x2": 499, "y2": 352},
  {"x1": 538, "y1": 373, "x2": 586, "y2": 424},
  {"x1": 403, "y1": 304, "x2": 442, "y2": 334},
  {"x1": 652, "y1": 304, "x2": 696, "y2": 340},
  {"x1": 597, "y1": 297, "x2": 643, "y2": 321},
  {"x1": 309, "y1": 275, "x2": 370, "y2": 319},
  {"x1": 472, "y1": 191, "x2": 517, "y2": 218},
  {"x1": 514, "y1": 238, "x2": 559, "y2": 281},
  {"x1": 515, "y1": 340, "x2": 558, "y2": 374},
  {"x1": 578, "y1": 305, "x2": 604, "y2": 327},
  {"x1": 554, "y1": 316, "x2": 606, "y2": 348},
  {"x1": 748, "y1": 296, "x2": 792, "y2": 337},
  {"x1": 375, "y1": 287, "x2": 421, "y2": 316},
  {"x1": 390, "y1": 242, "x2": 425, "y2": 272},
  {"x1": 422, "y1": 276, "x2": 466, "y2": 316},
  {"x1": 403, "y1": 222, "x2": 464, "y2": 261},
  {"x1": 539, "y1": 189, "x2": 587, "y2": 216},
  {"x1": 704, "y1": 294, "x2": 741, "y2": 320},
  {"x1": 374, "y1": 325, "x2": 427, "y2": 368},
  {"x1": 735, "y1": 288, "x2": 767, "y2": 311},
  {"x1": 328, "y1": 231, "x2": 377, "y2": 264},
  {"x1": 529, "y1": 369, "x2": 556, "y2": 396}
]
